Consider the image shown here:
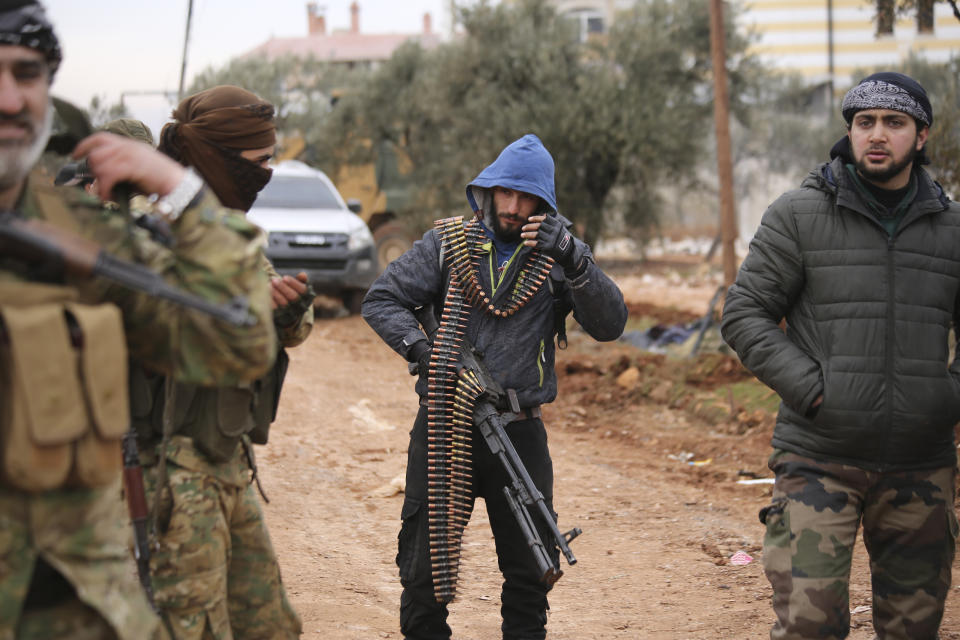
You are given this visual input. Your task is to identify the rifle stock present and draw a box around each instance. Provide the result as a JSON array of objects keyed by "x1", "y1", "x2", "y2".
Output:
[
  {"x1": 0, "y1": 211, "x2": 254, "y2": 327},
  {"x1": 411, "y1": 305, "x2": 581, "y2": 585},
  {"x1": 122, "y1": 431, "x2": 155, "y2": 607}
]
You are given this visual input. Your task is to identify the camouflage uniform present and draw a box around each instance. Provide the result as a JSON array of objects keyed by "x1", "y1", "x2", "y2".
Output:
[
  {"x1": 0, "y1": 172, "x2": 276, "y2": 640},
  {"x1": 761, "y1": 451, "x2": 956, "y2": 640},
  {"x1": 141, "y1": 436, "x2": 301, "y2": 640},
  {"x1": 135, "y1": 257, "x2": 310, "y2": 640},
  {"x1": 135, "y1": 83, "x2": 310, "y2": 639}
]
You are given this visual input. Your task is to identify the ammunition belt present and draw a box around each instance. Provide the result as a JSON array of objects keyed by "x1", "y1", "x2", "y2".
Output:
[
  {"x1": 435, "y1": 216, "x2": 554, "y2": 317},
  {"x1": 426, "y1": 216, "x2": 553, "y2": 603},
  {"x1": 426, "y1": 278, "x2": 474, "y2": 603}
]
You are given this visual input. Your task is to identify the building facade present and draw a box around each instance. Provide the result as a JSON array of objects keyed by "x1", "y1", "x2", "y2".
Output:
[
  {"x1": 245, "y1": 2, "x2": 443, "y2": 70},
  {"x1": 740, "y1": 0, "x2": 960, "y2": 87}
]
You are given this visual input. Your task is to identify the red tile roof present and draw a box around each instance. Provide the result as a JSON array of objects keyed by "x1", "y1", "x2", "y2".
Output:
[{"x1": 245, "y1": 31, "x2": 443, "y2": 63}]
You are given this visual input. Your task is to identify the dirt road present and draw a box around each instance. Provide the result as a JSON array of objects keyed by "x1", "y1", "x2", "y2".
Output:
[{"x1": 257, "y1": 273, "x2": 960, "y2": 639}]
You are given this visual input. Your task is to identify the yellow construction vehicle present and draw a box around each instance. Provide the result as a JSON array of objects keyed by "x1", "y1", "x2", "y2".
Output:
[{"x1": 277, "y1": 135, "x2": 418, "y2": 271}]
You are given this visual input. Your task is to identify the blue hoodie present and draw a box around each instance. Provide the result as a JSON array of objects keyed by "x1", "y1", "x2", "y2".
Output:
[
  {"x1": 465, "y1": 134, "x2": 559, "y2": 272},
  {"x1": 465, "y1": 134, "x2": 558, "y2": 214},
  {"x1": 362, "y1": 134, "x2": 627, "y2": 410}
]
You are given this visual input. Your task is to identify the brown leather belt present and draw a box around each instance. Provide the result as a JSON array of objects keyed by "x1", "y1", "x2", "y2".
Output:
[{"x1": 420, "y1": 399, "x2": 541, "y2": 423}]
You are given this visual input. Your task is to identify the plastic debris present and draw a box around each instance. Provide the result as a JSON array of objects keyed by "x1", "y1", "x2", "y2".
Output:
[
  {"x1": 736, "y1": 478, "x2": 775, "y2": 485},
  {"x1": 729, "y1": 550, "x2": 753, "y2": 566},
  {"x1": 688, "y1": 458, "x2": 712, "y2": 466}
]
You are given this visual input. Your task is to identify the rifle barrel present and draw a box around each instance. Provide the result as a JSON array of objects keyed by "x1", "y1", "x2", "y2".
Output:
[
  {"x1": 94, "y1": 252, "x2": 254, "y2": 327},
  {"x1": 0, "y1": 211, "x2": 254, "y2": 327}
]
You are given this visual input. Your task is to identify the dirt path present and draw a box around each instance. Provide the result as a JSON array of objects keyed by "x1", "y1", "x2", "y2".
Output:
[{"x1": 257, "y1": 275, "x2": 960, "y2": 640}]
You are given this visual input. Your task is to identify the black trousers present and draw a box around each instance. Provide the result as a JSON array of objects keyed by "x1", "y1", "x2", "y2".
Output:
[{"x1": 397, "y1": 405, "x2": 559, "y2": 640}]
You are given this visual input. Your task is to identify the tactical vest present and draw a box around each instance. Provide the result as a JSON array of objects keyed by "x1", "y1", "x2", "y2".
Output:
[
  {"x1": 130, "y1": 348, "x2": 288, "y2": 463},
  {"x1": 0, "y1": 189, "x2": 129, "y2": 492}
]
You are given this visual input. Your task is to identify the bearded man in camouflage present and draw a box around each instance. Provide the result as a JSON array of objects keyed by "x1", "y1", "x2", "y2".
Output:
[
  {"x1": 722, "y1": 72, "x2": 960, "y2": 639},
  {"x1": 0, "y1": 2, "x2": 277, "y2": 639},
  {"x1": 130, "y1": 85, "x2": 311, "y2": 639}
]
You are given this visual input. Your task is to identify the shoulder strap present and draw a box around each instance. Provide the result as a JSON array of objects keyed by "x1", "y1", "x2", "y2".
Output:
[{"x1": 547, "y1": 266, "x2": 572, "y2": 350}]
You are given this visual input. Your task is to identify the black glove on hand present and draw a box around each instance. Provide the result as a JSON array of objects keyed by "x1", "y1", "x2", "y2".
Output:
[
  {"x1": 408, "y1": 340, "x2": 432, "y2": 376},
  {"x1": 273, "y1": 283, "x2": 317, "y2": 329},
  {"x1": 536, "y1": 214, "x2": 575, "y2": 269}
]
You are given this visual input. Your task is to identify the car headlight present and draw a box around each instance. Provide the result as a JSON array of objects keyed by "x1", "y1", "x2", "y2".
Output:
[{"x1": 347, "y1": 224, "x2": 374, "y2": 251}]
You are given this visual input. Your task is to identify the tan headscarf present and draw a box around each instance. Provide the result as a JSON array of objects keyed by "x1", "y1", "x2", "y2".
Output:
[{"x1": 158, "y1": 85, "x2": 276, "y2": 211}]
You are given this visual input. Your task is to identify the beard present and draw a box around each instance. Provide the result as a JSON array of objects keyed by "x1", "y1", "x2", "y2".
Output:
[
  {"x1": 492, "y1": 203, "x2": 523, "y2": 243},
  {"x1": 0, "y1": 104, "x2": 53, "y2": 191},
  {"x1": 854, "y1": 135, "x2": 919, "y2": 186}
]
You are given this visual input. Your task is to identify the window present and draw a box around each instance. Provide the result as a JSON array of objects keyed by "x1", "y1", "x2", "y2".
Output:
[
  {"x1": 253, "y1": 175, "x2": 343, "y2": 210},
  {"x1": 566, "y1": 8, "x2": 605, "y2": 42}
]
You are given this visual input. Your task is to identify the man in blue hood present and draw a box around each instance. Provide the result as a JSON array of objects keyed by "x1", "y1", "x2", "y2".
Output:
[{"x1": 363, "y1": 134, "x2": 627, "y2": 639}]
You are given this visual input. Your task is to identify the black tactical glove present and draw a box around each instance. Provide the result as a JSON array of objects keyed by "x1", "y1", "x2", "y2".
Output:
[
  {"x1": 536, "y1": 214, "x2": 575, "y2": 269},
  {"x1": 273, "y1": 283, "x2": 317, "y2": 329},
  {"x1": 407, "y1": 339, "x2": 432, "y2": 376}
]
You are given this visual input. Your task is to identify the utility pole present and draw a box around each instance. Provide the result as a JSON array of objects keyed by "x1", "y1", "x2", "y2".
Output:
[
  {"x1": 178, "y1": 0, "x2": 194, "y2": 101},
  {"x1": 709, "y1": 0, "x2": 738, "y2": 288},
  {"x1": 827, "y1": 0, "x2": 836, "y2": 114}
]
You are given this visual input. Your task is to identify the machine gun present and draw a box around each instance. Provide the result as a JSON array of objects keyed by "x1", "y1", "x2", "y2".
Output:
[{"x1": 412, "y1": 305, "x2": 581, "y2": 588}]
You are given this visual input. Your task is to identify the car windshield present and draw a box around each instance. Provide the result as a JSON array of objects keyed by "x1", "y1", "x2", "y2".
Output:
[{"x1": 254, "y1": 175, "x2": 343, "y2": 210}]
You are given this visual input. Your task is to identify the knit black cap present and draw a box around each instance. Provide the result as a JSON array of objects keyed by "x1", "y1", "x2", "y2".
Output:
[
  {"x1": 0, "y1": 1, "x2": 61, "y2": 78},
  {"x1": 841, "y1": 72, "x2": 933, "y2": 127}
]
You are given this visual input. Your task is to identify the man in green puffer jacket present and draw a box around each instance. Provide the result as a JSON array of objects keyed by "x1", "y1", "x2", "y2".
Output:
[{"x1": 722, "y1": 72, "x2": 960, "y2": 640}]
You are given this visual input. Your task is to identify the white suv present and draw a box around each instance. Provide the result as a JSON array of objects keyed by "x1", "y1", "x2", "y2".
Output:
[{"x1": 247, "y1": 160, "x2": 379, "y2": 314}]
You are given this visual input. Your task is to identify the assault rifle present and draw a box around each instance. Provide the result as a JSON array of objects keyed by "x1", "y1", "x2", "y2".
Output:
[
  {"x1": 0, "y1": 211, "x2": 254, "y2": 327},
  {"x1": 122, "y1": 431, "x2": 154, "y2": 605},
  {"x1": 412, "y1": 306, "x2": 582, "y2": 586}
]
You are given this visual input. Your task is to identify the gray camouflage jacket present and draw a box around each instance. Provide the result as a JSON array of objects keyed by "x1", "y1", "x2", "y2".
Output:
[{"x1": 362, "y1": 215, "x2": 627, "y2": 410}]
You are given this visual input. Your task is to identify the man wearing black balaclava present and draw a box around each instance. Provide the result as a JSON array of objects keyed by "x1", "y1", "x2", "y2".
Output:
[
  {"x1": 132, "y1": 85, "x2": 311, "y2": 639},
  {"x1": 722, "y1": 72, "x2": 960, "y2": 639}
]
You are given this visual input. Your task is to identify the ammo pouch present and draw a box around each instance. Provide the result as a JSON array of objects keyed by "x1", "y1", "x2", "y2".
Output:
[
  {"x1": 181, "y1": 385, "x2": 256, "y2": 463},
  {"x1": 0, "y1": 289, "x2": 129, "y2": 492},
  {"x1": 129, "y1": 348, "x2": 290, "y2": 462},
  {"x1": 249, "y1": 348, "x2": 289, "y2": 445}
]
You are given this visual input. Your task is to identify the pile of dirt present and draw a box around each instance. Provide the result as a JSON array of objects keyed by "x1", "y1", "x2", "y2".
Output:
[{"x1": 264, "y1": 259, "x2": 960, "y2": 639}]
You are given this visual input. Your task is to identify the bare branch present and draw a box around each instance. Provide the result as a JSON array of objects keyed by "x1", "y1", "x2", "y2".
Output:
[{"x1": 947, "y1": 0, "x2": 960, "y2": 22}]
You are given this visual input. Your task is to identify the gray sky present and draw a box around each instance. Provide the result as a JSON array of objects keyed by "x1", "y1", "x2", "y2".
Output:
[{"x1": 43, "y1": 0, "x2": 449, "y2": 134}]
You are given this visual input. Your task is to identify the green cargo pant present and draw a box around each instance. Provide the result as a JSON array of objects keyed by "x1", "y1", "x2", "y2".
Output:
[
  {"x1": 761, "y1": 450, "x2": 957, "y2": 640},
  {"x1": 144, "y1": 459, "x2": 301, "y2": 640},
  {"x1": 0, "y1": 480, "x2": 167, "y2": 640},
  {"x1": 16, "y1": 596, "x2": 169, "y2": 640}
]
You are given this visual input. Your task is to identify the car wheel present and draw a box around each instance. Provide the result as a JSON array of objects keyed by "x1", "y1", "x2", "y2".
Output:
[
  {"x1": 373, "y1": 223, "x2": 414, "y2": 269},
  {"x1": 341, "y1": 289, "x2": 365, "y2": 316}
]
